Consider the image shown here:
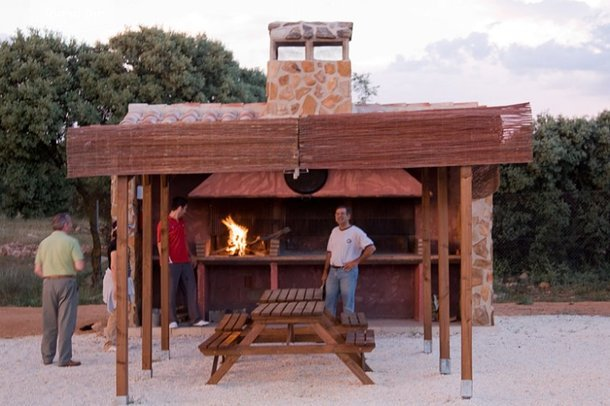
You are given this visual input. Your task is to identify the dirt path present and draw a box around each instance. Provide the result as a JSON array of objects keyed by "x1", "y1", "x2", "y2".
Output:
[
  {"x1": 0, "y1": 304, "x2": 108, "y2": 338},
  {"x1": 1, "y1": 302, "x2": 609, "y2": 339}
]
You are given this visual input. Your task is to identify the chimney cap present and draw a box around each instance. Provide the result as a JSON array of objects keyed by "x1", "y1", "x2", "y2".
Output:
[{"x1": 268, "y1": 21, "x2": 353, "y2": 43}]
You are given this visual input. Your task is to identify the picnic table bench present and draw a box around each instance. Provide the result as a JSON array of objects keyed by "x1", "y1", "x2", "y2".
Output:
[{"x1": 198, "y1": 298, "x2": 375, "y2": 385}]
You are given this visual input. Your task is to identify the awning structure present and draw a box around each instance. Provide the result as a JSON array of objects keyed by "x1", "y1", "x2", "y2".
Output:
[
  {"x1": 66, "y1": 102, "x2": 533, "y2": 402},
  {"x1": 66, "y1": 103, "x2": 531, "y2": 177}
]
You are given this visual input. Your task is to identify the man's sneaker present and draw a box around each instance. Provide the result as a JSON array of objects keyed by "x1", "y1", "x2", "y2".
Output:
[
  {"x1": 169, "y1": 321, "x2": 178, "y2": 329},
  {"x1": 193, "y1": 319, "x2": 210, "y2": 327}
]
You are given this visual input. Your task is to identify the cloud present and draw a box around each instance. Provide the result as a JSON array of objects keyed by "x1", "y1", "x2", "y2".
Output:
[
  {"x1": 375, "y1": 20, "x2": 609, "y2": 116},
  {"x1": 494, "y1": 0, "x2": 597, "y2": 23}
]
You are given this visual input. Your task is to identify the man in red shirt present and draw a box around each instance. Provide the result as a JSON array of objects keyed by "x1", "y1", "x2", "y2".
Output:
[{"x1": 157, "y1": 196, "x2": 208, "y2": 328}]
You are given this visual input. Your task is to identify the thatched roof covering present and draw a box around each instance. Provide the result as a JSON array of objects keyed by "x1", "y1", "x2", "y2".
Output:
[{"x1": 66, "y1": 103, "x2": 532, "y2": 178}]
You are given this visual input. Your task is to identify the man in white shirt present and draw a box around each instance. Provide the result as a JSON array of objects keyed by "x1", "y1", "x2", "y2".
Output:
[{"x1": 321, "y1": 205, "x2": 376, "y2": 317}]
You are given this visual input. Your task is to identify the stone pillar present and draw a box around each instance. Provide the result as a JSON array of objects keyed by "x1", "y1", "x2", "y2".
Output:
[{"x1": 471, "y1": 196, "x2": 494, "y2": 326}]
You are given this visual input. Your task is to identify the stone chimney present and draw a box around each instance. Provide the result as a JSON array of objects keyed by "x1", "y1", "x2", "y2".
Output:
[{"x1": 264, "y1": 21, "x2": 353, "y2": 117}]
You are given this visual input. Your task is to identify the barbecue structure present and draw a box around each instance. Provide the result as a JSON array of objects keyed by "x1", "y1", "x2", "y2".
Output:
[{"x1": 66, "y1": 21, "x2": 532, "y2": 400}]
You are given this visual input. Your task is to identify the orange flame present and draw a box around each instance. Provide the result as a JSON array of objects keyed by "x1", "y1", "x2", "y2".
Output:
[{"x1": 221, "y1": 215, "x2": 248, "y2": 256}]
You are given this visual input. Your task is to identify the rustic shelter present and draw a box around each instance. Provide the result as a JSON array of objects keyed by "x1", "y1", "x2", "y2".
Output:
[{"x1": 67, "y1": 21, "x2": 532, "y2": 402}]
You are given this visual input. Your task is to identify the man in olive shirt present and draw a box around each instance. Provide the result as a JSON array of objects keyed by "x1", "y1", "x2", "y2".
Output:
[{"x1": 34, "y1": 213, "x2": 85, "y2": 367}]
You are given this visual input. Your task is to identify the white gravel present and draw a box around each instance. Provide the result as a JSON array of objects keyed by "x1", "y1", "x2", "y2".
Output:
[{"x1": 1, "y1": 315, "x2": 609, "y2": 405}]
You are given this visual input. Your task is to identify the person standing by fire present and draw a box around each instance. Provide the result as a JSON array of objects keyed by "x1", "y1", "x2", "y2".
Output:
[
  {"x1": 321, "y1": 205, "x2": 376, "y2": 317},
  {"x1": 157, "y1": 196, "x2": 208, "y2": 328}
]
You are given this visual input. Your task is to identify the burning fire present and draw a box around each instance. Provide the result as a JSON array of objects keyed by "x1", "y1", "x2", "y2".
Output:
[{"x1": 221, "y1": 215, "x2": 248, "y2": 256}]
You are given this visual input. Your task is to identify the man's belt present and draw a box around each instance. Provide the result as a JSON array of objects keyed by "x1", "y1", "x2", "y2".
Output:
[{"x1": 44, "y1": 275, "x2": 76, "y2": 279}]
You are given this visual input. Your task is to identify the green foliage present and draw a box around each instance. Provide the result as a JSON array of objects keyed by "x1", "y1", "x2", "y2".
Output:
[
  {"x1": 352, "y1": 72, "x2": 378, "y2": 104},
  {"x1": 0, "y1": 26, "x2": 266, "y2": 286},
  {"x1": 494, "y1": 111, "x2": 610, "y2": 289},
  {"x1": 0, "y1": 26, "x2": 267, "y2": 219}
]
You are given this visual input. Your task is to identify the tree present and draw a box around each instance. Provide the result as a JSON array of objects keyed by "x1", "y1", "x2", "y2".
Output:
[
  {"x1": 494, "y1": 111, "x2": 610, "y2": 284},
  {"x1": 0, "y1": 27, "x2": 267, "y2": 286},
  {"x1": 352, "y1": 72, "x2": 379, "y2": 104}
]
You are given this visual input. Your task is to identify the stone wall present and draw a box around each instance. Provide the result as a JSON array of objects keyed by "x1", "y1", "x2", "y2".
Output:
[
  {"x1": 472, "y1": 196, "x2": 494, "y2": 325},
  {"x1": 264, "y1": 60, "x2": 352, "y2": 117}
]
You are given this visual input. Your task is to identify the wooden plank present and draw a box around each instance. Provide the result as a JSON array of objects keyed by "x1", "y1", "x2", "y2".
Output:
[
  {"x1": 219, "y1": 332, "x2": 241, "y2": 349},
  {"x1": 278, "y1": 289, "x2": 290, "y2": 302},
  {"x1": 313, "y1": 288, "x2": 323, "y2": 301},
  {"x1": 271, "y1": 302, "x2": 288, "y2": 316},
  {"x1": 304, "y1": 288, "x2": 315, "y2": 300},
  {"x1": 234, "y1": 313, "x2": 249, "y2": 330},
  {"x1": 269, "y1": 289, "x2": 281, "y2": 303},
  {"x1": 437, "y1": 167, "x2": 451, "y2": 372},
  {"x1": 422, "y1": 168, "x2": 433, "y2": 350},
  {"x1": 295, "y1": 289, "x2": 306, "y2": 301},
  {"x1": 251, "y1": 303, "x2": 271, "y2": 318},
  {"x1": 159, "y1": 175, "x2": 170, "y2": 351},
  {"x1": 460, "y1": 166, "x2": 474, "y2": 394},
  {"x1": 259, "y1": 289, "x2": 272, "y2": 303},
  {"x1": 282, "y1": 301, "x2": 297, "y2": 316},
  {"x1": 141, "y1": 175, "x2": 153, "y2": 372},
  {"x1": 313, "y1": 301, "x2": 325, "y2": 315},
  {"x1": 293, "y1": 300, "x2": 307, "y2": 316},
  {"x1": 303, "y1": 301, "x2": 316, "y2": 315},
  {"x1": 216, "y1": 314, "x2": 232, "y2": 331},
  {"x1": 262, "y1": 303, "x2": 279, "y2": 317},
  {"x1": 116, "y1": 176, "x2": 129, "y2": 397},
  {"x1": 286, "y1": 288, "x2": 298, "y2": 302}
]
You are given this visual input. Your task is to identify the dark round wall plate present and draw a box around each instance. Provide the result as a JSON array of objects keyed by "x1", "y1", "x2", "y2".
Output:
[{"x1": 284, "y1": 169, "x2": 328, "y2": 195}]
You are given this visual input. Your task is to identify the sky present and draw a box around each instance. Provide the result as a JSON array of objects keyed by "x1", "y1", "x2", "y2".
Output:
[{"x1": 1, "y1": 0, "x2": 609, "y2": 117}]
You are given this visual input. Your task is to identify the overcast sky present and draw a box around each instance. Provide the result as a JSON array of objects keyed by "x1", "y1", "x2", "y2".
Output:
[{"x1": 1, "y1": 0, "x2": 608, "y2": 117}]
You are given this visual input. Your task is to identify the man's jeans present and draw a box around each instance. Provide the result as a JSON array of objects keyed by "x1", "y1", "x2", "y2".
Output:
[{"x1": 324, "y1": 266, "x2": 359, "y2": 317}]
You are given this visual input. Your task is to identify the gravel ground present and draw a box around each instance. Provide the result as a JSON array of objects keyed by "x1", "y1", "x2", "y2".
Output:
[{"x1": 1, "y1": 315, "x2": 609, "y2": 405}]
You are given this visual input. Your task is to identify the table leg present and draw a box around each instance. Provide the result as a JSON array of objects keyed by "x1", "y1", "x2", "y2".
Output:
[
  {"x1": 310, "y1": 322, "x2": 374, "y2": 384},
  {"x1": 207, "y1": 355, "x2": 240, "y2": 384},
  {"x1": 335, "y1": 353, "x2": 374, "y2": 384},
  {"x1": 206, "y1": 323, "x2": 266, "y2": 385}
]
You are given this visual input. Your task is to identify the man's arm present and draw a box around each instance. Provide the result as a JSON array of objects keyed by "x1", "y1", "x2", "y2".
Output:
[
  {"x1": 74, "y1": 258, "x2": 85, "y2": 272},
  {"x1": 344, "y1": 244, "x2": 376, "y2": 271},
  {"x1": 34, "y1": 263, "x2": 43, "y2": 278}
]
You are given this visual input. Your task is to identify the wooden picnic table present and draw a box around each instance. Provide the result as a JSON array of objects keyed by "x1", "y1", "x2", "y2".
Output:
[{"x1": 199, "y1": 298, "x2": 375, "y2": 385}]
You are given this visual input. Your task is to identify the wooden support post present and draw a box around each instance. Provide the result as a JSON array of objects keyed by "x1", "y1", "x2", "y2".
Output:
[
  {"x1": 422, "y1": 168, "x2": 433, "y2": 354},
  {"x1": 196, "y1": 263, "x2": 208, "y2": 321},
  {"x1": 460, "y1": 166, "x2": 473, "y2": 398},
  {"x1": 437, "y1": 167, "x2": 451, "y2": 374},
  {"x1": 159, "y1": 175, "x2": 170, "y2": 352},
  {"x1": 116, "y1": 176, "x2": 129, "y2": 401},
  {"x1": 141, "y1": 175, "x2": 153, "y2": 373},
  {"x1": 270, "y1": 262, "x2": 279, "y2": 290}
]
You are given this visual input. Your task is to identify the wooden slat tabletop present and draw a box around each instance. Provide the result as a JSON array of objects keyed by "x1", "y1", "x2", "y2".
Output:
[
  {"x1": 251, "y1": 300, "x2": 325, "y2": 319},
  {"x1": 258, "y1": 288, "x2": 323, "y2": 303}
]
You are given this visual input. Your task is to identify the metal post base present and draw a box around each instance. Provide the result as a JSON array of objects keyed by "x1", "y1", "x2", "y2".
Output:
[
  {"x1": 113, "y1": 395, "x2": 130, "y2": 405},
  {"x1": 159, "y1": 350, "x2": 170, "y2": 361},
  {"x1": 440, "y1": 358, "x2": 451, "y2": 374},
  {"x1": 140, "y1": 369, "x2": 152, "y2": 379},
  {"x1": 424, "y1": 340, "x2": 432, "y2": 354},
  {"x1": 461, "y1": 380, "x2": 473, "y2": 398}
]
